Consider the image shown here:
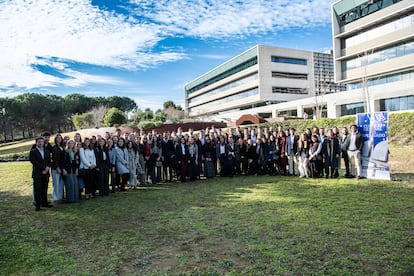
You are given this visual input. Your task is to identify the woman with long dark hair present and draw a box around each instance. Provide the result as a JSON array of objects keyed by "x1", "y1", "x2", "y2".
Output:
[
  {"x1": 107, "y1": 138, "x2": 117, "y2": 193},
  {"x1": 308, "y1": 134, "x2": 320, "y2": 178},
  {"x1": 126, "y1": 140, "x2": 138, "y2": 189},
  {"x1": 148, "y1": 136, "x2": 162, "y2": 184},
  {"x1": 202, "y1": 136, "x2": 216, "y2": 179},
  {"x1": 115, "y1": 138, "x2": 130, "y2": 191},
  {"x1": 278, "y1": 131, "x2": 288, "y2": 176},
  {"x1": 175, "y1": 137, "x2": 189, "y2": 182},
  {"x1": 188, "y1": 136, "x2": 199, "y2": 181},
  {"x1": 79, "y1": 138, "x2": 96, "y2": 199},
  {"x1": 63, "y1": 139, "x2": 79, "y2": 202},
  {"x1": 95, "y1": 138, "x2": 110, "y2": 196},
  {"x1": 51, "y1": 134, "x2": 66, "y2": 203}
]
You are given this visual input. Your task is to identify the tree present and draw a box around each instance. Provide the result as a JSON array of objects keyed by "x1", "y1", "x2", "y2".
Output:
[
  {"x1": 107, "y1": 96, "x2": 137, "y2": 112},
  {"x1": 90, "y1": 105, "x2": 108, "y2": 127},
  {"x1": 92, "y1": 96, "x2": 109, "y2": 109},
  {"x1": 14, "y1": 93, "x2": 51, "y2": 138},
  {"x1": 64, "y1": 94, "x2": 93, "y2": 115},
  {"x1": 44, "y1": 94, "x2": 68, "y2": 132},
  {"x1": 165, "y1": 106, "x2": 184, "y2": 122},
  {"x1": 73, "y1": 113, "x2": 94, "y2": 130},
  {"x1": 141, "y1": 108, "x2": 154, "y2": 121},
  {"x1": 138, "y1": 120, "x2": 156, "y2": 130},
  {"x1": 131, "y1": 108, "x2": 143, "y2": 125},
  {"x1": 359, "y1": 50, "x2": 374, "y2": 114},
  {"x1": 153, "y1": 110, "x2": 167, "y2": 123},
  {"x1": 104, "y1": 107, "x2": 126, "y2": 126},
  {"x1": 163, "y1": 100, "x2": 176, "y2": 110},
  {"x1": 0, "y1": 98, "x2": 14, "y2": 141}
]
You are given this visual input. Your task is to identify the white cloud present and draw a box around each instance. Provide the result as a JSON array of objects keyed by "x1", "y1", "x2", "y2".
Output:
[
  {"x1": 132, "y1": 0, "x2": 333, "y2": 38},
  {"x1": 0, "y1": 0, "x2": 185, "y2": 90},
  {"x1": 0, "y1": 0, "x2": 334, "y2": 98}
]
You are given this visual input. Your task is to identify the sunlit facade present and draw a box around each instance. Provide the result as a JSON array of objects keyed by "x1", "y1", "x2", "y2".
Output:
[
  {"x1": 332, "y1": 0, "x2": 414, "y2": 115},
  {"x1": 185, "y1": 45, "x2": 343, "y2": 121}
]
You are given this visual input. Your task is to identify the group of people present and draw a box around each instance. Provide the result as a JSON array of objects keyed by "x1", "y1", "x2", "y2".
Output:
[{"x1": 29, "y1": 124, "x2": 364, "y2": 211}]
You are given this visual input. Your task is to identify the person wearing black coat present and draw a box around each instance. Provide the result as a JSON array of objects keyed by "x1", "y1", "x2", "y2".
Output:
[
  {"x1": 175, "y1": 137, "x2": 189, "y2": 182},
  {"x1": 63, "y1": 140, "x2": 79, "y2": 202},
  {"x1": 29, "y1": 137, "x2": 52, "y2": 211},
  {"x1": 95, "y1": 138, "x2": 111, "y2": 196},
  {"x1": 322, "y1": 129, "x2": 341, "y2": 178}
]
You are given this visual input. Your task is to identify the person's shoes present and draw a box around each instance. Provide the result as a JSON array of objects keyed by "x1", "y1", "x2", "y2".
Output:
[
  {"x1": 35, "y1": 206, "x2": 41, "y2": 211},
  {"x1": 356, "y1": 176, "x2": 361, "y2": 180},
  {"x1": 42, "y1": 204, "x2": 53, "y2": 208}
]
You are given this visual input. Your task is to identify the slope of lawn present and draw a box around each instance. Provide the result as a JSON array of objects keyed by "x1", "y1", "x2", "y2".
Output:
[{"x1": 0, "y1": 162, "x2": 413, "y2": 275}]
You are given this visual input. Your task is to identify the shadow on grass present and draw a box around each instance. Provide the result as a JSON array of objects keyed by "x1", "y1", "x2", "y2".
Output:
[
  {"x1": 391, "y1": 172, "x2": 414, "y2": 182},
  {"x1": 1, "y1": 175, "x2": 414, "y2": 275}
]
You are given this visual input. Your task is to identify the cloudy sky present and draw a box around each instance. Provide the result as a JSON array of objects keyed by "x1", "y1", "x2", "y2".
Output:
[{"x1": 0, "y1": 0, "x2": 335, "y2": 111}]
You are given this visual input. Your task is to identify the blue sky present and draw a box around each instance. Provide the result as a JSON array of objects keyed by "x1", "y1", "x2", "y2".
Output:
[{"x1": 0, "y1": 0, "x2": 335, "y2": 111}]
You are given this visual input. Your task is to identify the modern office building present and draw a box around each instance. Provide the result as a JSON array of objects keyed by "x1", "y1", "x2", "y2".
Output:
[
  {"x1": 186, "y1": 0, "x2": 414, "y2": 123},
  {"x1": 185, "y1": 45, "x2": 344, "y2": 121},
  {"x1": 331, "y1": 0, "x2": 414, "y2": 116}
]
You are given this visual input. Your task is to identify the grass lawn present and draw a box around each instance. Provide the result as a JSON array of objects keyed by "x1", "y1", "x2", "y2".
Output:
[{"x1": 0, "y1": 162, "x2": 413, "y2": 275}]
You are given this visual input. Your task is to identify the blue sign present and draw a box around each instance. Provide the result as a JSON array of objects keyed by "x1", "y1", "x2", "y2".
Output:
[{"x1": 357, "y1": 112, "x2": 390, "y2": 180}]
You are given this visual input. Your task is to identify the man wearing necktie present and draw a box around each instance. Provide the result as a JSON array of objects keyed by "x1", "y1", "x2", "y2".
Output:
[{"x1": 29, "y1": 137, "x2": 52, "y2": 211}]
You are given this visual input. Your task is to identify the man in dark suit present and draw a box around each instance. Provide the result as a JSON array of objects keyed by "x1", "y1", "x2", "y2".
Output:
[
  {"x1": 161, "y1": 132, "x2": 175, "y2": 181},
  {"x1": 29, "y1": 137, "x2": 53, "y2": 211},
  {"x1": 31, "y1": 131, "x2": 52, "y2": 205}
]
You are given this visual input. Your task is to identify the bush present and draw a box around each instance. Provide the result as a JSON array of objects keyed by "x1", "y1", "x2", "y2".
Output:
[
  {"x1": 104, "y1": 107, "x2": 127, "y2": 127},
  {"x1": 138, "y1": 121, "x2": 156, "y2": 130}
]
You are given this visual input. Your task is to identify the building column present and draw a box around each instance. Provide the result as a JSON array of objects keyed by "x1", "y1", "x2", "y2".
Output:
[
  {"x1": 327, "y1": 101, "x2": 339, "y2": 118},
  {"x1": 370, "y1": 98, "x2": 379, "y2": 113},
  {"x1": 297, "y1": 106, "x2": 304, "y2": 118},
  {"x1": 272, "y1": 109, "x2": 278, "y2": 118}
]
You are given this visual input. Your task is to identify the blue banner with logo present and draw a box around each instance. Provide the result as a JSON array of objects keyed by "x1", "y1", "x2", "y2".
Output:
[{"x1": 357, "y1": 112, "x2": 390, "y2": 180}]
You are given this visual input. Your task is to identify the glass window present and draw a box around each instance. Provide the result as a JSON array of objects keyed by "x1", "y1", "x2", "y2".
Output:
[
  {"x1": 408, "y1": 96, "x2": 414, "y2": 110},
  {"x1": 341, "y1": 102, "x2": 364, "y2": 116},
  {"x1": 343, "y1": 40, "x2": 414, "y2": 72},
  {"x1": 272, "y1": 72, "x2": 308, "y2": 79},
  {"x1": 190, "y1": 87, "x2": 259, "y2": 114},
  {"x1": 271, "y1": 56, "x2": 307, "y2": 65},
  {"x1": 344, "y1": 13, "x2": 413, "y2": 48},
  {"x1": 380, "y1": 95, "x2": 414, "y2": 111},
  {"x1": 188, "y1": 73, "x2": 258, "y2": 104},
  {"x1": 186, "y1": 57, "x2": 258, "y2": 95},
  {"x1": 335, "y1": 0, "x2": 402, "y2": 26}
]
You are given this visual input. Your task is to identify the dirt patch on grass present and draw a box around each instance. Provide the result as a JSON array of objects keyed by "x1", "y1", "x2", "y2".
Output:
[{"x1": 148, "y1": 235, "x2": 252, "y2": 273}]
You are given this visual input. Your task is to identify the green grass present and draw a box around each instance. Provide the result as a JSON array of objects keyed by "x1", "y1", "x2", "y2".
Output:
[{"x1": 1, "y1": 162, "x2": 414, "y2": 275}]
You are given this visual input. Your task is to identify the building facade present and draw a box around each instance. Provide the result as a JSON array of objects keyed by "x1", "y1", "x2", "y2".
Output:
[
  {"x1": 331, "y1": 0, "x2": 414, "y2": 116},
  {"x1": 185, "y1": 45, "x2": 343, "y2": 121},
  {"x1": 186, "y1": 0, "x2": 414, "y2": 123}
]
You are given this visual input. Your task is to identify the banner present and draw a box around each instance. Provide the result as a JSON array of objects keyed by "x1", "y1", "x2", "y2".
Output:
[{"x1": 357, "y1": 112, "x2": 390, "y2": 180}]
